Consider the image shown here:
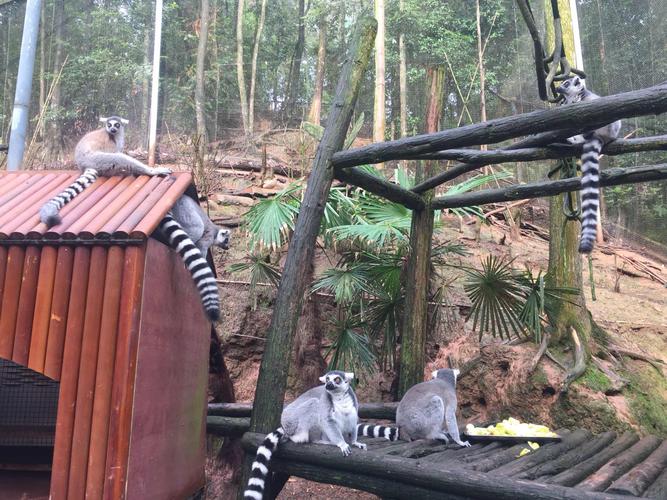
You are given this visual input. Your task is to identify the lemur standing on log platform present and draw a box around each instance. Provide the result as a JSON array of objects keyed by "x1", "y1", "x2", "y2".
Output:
[
  {"x1": 243, "y1": 371, "x2": 366, "y2": 500},
  {"x1": 358, "y1": 368, "x2": 469, "y2": 447},
  {"x1": 556, "y1": 76, "x2": 622, "y2": 254}
]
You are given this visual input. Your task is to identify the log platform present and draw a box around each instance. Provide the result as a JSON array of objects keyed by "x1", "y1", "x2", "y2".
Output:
[{"x1": 235, "y1": 425, "x2": 667, "y2": 499}]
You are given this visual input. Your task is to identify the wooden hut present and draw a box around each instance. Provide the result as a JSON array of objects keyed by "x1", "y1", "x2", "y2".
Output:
[{"x1": 0, "y1": 171, "x2": 210, "y2": 499}]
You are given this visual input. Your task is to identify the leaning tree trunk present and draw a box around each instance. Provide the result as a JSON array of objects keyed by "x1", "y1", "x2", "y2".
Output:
[
  {"x1": 398, "y1": 66, "x2": 444, "y2": 397},
  {"x1": 545, "y1": 0, "x2": 591, "y2": 390}
]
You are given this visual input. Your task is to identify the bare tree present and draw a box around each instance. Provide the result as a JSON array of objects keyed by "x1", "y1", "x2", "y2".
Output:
[
  {"x1": 373, "y1": 0, "x2": 386, "y2": 144},
  {"x1": 307, "y1": 12, "x2": 327, "y2": 125},
  {"x1": 248, "y1": 0, "x2": 267, "y2": 133},
  {"x1": 195, "y1": 0, "x2": 211, "y2": 150},
  {"x1": 236, "y1": 0, "x2": 250, "y2": 137},
  {"x1": 283, "y1": 0, "x2": 306, "y2": 120}
]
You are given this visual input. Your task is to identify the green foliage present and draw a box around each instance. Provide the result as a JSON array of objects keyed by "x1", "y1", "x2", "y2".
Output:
[
  {"x1": 464, "y1": 257, "x2": 579, "y2": 341},
  {"x1": 325, "y1": 317, "x2": 376, "y2": 377},
  {"x1": 243, "y1": 183, "x2": 302, "y2": 251}
]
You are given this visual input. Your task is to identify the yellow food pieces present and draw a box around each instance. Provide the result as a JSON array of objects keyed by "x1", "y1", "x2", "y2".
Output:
[{"x1": 465, "y1": 417, "x2": 558, "y2": 438}]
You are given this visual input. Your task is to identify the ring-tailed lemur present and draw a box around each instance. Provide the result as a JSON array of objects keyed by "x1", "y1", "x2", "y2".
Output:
[
  {"x1": 395, "y1": 368, "x2": 470, "y2": 447},
  {"x1": 555, "y1": 77, "x2": 621, "y2": 253},
  {"x1": 39, "y1": 116, "x2": 172, "y2": 227},
  {"x1": 156, "y1": 195, "x2": 230, "y2": 322},
  {"x1": 356, "y1": 422, "x2": 399, "y2": 441},
  {"x1": 243, "y1": 371, "x2": 366, "y2": 500}
]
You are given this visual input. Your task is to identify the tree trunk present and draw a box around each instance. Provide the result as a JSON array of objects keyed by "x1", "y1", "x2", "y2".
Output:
[
  {"x1": 37, "y1": 0, "x2": 45, "y2": 141},
  {"x1": 398, "y1": 66, "x2": 444, "y2": 397},
  {"x1": 236, "y1": 0, "x2": 250, "y2": 136},
  {"x1": 307, "y1": 14, "x2": 327, "y2": 126},
  {"x1": 239, "y1": 17, "x2": 377, "y2": 499},
  {"x1": 248, "y1": 0, "x2": 267, "y2": 134},
  {"x1": 283, "y1": 0, "x2": 305, "y2": 120},
  {"x1": 195, "y1": 0, "x2": 210, "y2": 150},
  {"x1": 47, "y1": 0, "x2": 65, "y2": 159},
  {"x1": 544, "y1": 0, "x2": 591, "y2": 389},
  {"x1": 398, "y1": 0, "x2": 407, "y2": 138},
  {"x1": 475, "y1": 0, "x2": 487, "y2": 126},
  {"x1": 140, "y1": 27, "x2": 150, "y2": 147},
  {"x1": 373, "y1": 0, "x2": 386, "y2": 145}
]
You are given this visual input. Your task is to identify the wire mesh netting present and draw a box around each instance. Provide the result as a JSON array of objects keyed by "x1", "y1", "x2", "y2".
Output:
[{"x1": 0, "y1": 358, "x2": 58, "y2": 447}]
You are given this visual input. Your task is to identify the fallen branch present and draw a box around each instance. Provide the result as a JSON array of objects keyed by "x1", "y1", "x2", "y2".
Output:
[
  {"x1": 561, "y1": 327, "x2": 588, "y2": 393},
  {"x1": 545, "y1": 350, "x2": 567, "y2": 372},
  {"x1": 529, "y1": 331, "x2": 550, "y2": 373},
  {"x1": 609, "y1": 345, "x2": 666, "y2": 375}
]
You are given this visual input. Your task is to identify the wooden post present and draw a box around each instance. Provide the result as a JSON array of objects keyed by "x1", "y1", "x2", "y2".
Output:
[
  {"x1": 398, "y1": 66, "x2": 444, "y2": 397},
  {"x1": 238, "y1": 16, "x2": 377, "y2": 498}
]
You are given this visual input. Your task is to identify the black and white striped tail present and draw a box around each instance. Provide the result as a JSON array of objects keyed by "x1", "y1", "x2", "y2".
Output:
[
  {"x1": 244, "y1": 428, "x2": 285, "y2": 500},
  {"x1": 579, "y1": 135, "x2": 603, "y2": 254},
  {"x1": 159, "y1": 214, "x2": 221, "y2": 321},
  {"x1": 39, "y1": 168, "x2": 99, "y2": 227},
  {"x1": 357, "y1": 423, "x2": 399, "y2": 441}
]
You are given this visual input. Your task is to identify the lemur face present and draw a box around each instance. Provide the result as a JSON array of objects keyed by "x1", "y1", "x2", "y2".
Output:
[
  {"x1": 100, "y1": 116, "x2": 129, "y2": 136},
  {"x1": 215, "y1": 228, "x2": 231, "y2": 250},
  {"x1": 556, "y1": 76, "x2": 585, "y2": 98},
  {"x1": 319, "y1": 370, "x2": 354, "y2": 393}
]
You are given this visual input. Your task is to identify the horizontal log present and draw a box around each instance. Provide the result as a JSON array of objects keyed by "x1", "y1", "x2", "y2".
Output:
[
  {"x1": 208, "y1": 402, "x2": 399, "y2": 420},
  {"x1": 607, "y1": 440, "x2": 667, "y2": 496},
  {"x1": 331, "y1": 82, "x2": 667, "y2": 168},
  {"x1": 206, "y1": 416, "x2": 250, "y2": 437},
  {"x1": 520, "y1": 431, "x2": 617, "y2": 480},
  {"x1": 642, "y1": 466, "x2": 667, "y2": 498},
  {"x1": 409, "y1": 135, "x2": 667, "y2": 164},
  {"x1": 577, "y1": 435, "x2": 661, "y2": 492},
  {"x1": 268, "y1": 458, "x2": 468, "y2": 500},
  {"x1": 492, "y1": 429, "x2": 592, "y2": 476},
  {"x1": 431, "y1": 164, "x2": 667, "y2": 210},
  {"x1": 471, "y1": 443, "x2": 543, "y2": 472},
  {"x1": 242, "y1": 432, "x2": 628, "y2": 500},
  {"x1": 547, "y1": 432, "x2": 639, "y2": 487},
  {"x1": 334, "y1": 167, "x2": 425, "y2": 210}
]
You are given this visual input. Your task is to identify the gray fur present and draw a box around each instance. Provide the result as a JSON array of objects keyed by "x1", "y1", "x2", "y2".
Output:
[
  {"x1": 244, "y1": 371, "x2": 365, "y2": 500},
  {"x1": 396, "y1": 368, "x2": 470, "y2": 447},
  {"x1": 556, "y1": 77, "x2": 621, "y2": 253},
  {"x1": 40, "y1": 116, "x2": 171, "y2": 228},
  {"x1": 169, "y1": 195, "x2": 230, "y2": 255}
]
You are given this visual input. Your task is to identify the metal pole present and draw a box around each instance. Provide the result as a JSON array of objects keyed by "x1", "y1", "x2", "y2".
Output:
[
  {"x1": 147, "y1": 0, "x2": 163, "y2": 166},
  {"x1": 569, "y1": 0, "x2": 584, "y2": 71},
  {"x1": 7, "y1": 0, "x2": 42, "y2": 171}
]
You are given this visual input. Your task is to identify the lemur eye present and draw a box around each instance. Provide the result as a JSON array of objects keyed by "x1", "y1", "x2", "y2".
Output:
[{"x1": 334, "y1": 377, "x2": 341, "y2": 384}]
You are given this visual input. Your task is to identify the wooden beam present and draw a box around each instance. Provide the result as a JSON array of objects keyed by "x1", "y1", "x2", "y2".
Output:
[
  {"x1": 331, "y1": 82, "x2": 667, "y2": 169},
  {"x1": 208, "y1": 402, "x2": 398, "y2": 420},
  {"x1": 334, "y1": 167, "x2": 425, "y2": 209},
  {"x1": 241, "y1": 432, "x2": 629, "y2": 500},
  {"x1": 431, "y1": 164, "x2": 667, "y2": 210},
  {"x1": 206, "y1": 416, "x2": 250, "y2": 437}
]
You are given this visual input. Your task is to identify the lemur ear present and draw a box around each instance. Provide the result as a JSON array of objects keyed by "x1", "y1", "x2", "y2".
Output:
[
  {"x1": 344, "y1": 372, "x2": 354, "y2": 382},
  {"x1": 99, "y1": 117, "x2": 108, "y2": 123},
  {"x1": 120, "y1": 118, "x2": 129, "y2": 125},
  {"x1": 319, "y1": 375, "x2": 327, "y2": 383},
  {"x1": 431, "y1": 370, "x2": 438, "y2": 379},
  {"x1": 453, "y1": 369, "x2": 460, "y2": 380}
]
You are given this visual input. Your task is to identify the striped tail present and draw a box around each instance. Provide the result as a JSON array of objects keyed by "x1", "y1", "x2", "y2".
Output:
[
  {"x1": 244, "y1": 428, "x2": 285, "y2": 500},
  {"x1": 159, "y1": 214, "x2": 221, "y2": 321},
  {"x1": 579, "y1": 135, "x2": 603, "y2": 253},
  {"x1": 39, "y1": 168, "x2": 99, "y2": 227},
  {"x1": 357, "y1": 423, "x2": 399, "y2": 441}
]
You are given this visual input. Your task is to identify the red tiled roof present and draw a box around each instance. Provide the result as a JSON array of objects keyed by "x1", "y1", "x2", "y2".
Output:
[{"x1": 0, "y1": 171, "x2": 191, "y2": 245}]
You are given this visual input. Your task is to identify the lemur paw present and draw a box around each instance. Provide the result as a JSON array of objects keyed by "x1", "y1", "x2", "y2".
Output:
[
  {"x1": 352, "y1": 441, "x2": 367, "y2": 450},
  {"x1": 154, "y1": 167, "x2": 172, "y2": 176},
  {"x1": 338, "y1": 443, "x2": 351, "y2": 456},
  {"x1": 458, "y1": 440, "x2": 471, "y2": 448}
]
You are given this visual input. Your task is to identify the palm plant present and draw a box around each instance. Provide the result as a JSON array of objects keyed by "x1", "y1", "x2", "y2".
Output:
[{"x1": 463, "y1": 256, "x2": 579, "y2": 342}]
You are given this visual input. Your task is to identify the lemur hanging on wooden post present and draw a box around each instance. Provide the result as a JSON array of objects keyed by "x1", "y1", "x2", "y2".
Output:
[
  {"x1": 243, "y1": 371, "x2": 366, "y2": 500},
  {"x1": 556, "y1": 77, "x2": 621, "y2": 253}
]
